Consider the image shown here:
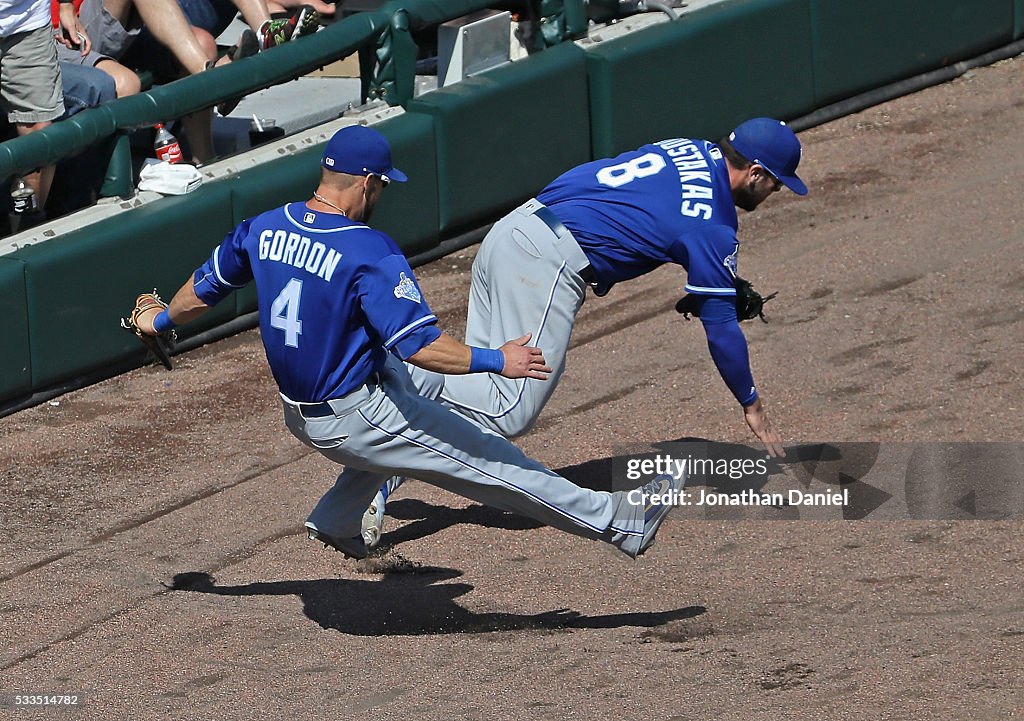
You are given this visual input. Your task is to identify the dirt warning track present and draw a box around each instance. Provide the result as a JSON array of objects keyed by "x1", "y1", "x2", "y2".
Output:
[{"x1": 1, "y1": 57, "x2": 1022, "y2": 720}]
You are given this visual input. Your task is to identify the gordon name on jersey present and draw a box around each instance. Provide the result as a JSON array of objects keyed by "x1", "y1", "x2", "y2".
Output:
[{"x1": 257, "y1": 227, "x2": 343, "y2": 283}]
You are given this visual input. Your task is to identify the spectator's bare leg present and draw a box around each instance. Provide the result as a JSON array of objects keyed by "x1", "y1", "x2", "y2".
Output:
[
  {"x1": 185, "y1": 26, "x2": 219, "y2": 164},
  {"x1": 266, "y1": 0, "x2": 335, "y2": 16},
  {"x1": 96, "y1": 59, "x2": 141, "y2": 97},
  {"x1": 181, "y1": 111, "x2": 215, "y2": 164},
  {"x1": 105, "y1": 0, "x2": 211, "y2": 75},
  {"x1": 230, "y1": 0, "x2": 271, "y2": 34},
  {"x1": 15, "y1": 122, "x2": 55, "y2": 208},
  {"x1": 192, "y1": 26, "x2": 221, "y2": 67}
]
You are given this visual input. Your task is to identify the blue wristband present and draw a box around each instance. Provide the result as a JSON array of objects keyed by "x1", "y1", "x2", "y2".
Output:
[
  {"x1": 153, "y1": 308, "x2": 176, "y2": 333},
  {"x1": 468, "y1": 347, "x2": 505, "y2": 374}
]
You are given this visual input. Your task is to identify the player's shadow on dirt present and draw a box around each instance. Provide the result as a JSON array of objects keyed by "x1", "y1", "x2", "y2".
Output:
[
  {"x1": 380, "y1": 498, "x2": 544, "y2": 547},
  {"x1": 169, "y1": 571, "x2": 705, "y2": 637},
  {"x1": 381, "y1": 438, "x2": 792, "y2": 545}
]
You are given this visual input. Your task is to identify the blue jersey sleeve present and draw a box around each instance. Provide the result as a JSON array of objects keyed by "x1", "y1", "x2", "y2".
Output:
[
  {"x1": 356, "y1": 254, "x2": 440, "y2": 360},
  {"x1": 193, "y1": 219, "x2": 255, "y2": 306},
  {"x1": 696, "y1": 295, "x2": 758, "y2": 406},
  {"x1": 675, "y1": 225, "x2": 739, "y2": 297}
]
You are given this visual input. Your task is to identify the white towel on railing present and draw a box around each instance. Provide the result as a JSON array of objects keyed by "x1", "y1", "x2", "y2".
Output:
[{"x1": 138, "y1": 160, "x2": 203, "y2": 195}]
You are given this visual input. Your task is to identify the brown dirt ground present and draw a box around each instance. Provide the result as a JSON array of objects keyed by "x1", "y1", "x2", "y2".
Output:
[{"x1": 1, "y1": 56, "x2": 1023, "y2": 720}]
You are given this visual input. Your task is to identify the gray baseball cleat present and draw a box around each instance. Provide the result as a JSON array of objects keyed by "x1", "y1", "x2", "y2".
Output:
[
  {"x1": 305, "y1": 521, "x2": 368, "y2": 560},
  {"x1": 612, "y1": 473, "x2": 682, "y2": 558},
  {"x1": 361, "y1": 476, "x2": 405, "y2": 549}
]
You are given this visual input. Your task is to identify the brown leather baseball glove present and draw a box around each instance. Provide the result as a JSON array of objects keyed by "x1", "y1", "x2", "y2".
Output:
[{"x1": 121, "y1": 290, "x2": 175, "y2": 370}]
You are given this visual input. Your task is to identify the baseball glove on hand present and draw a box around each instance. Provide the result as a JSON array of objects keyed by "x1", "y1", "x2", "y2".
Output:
[
  {"x1": 121, "y1": 290, "x2": 175, "y2": 370},
  {"x1": 676, "y1": 276, "x2": 778, "y2": 323},
  {"x1": 735, "y1": 276, "x2": 777, "y2": 323}
]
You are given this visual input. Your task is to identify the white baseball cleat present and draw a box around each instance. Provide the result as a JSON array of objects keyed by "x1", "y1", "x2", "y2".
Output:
[
  {"x1": 305, "y1": 521, "x2": 368, "y2": 560},
  {"x1": 361, "y1": 475, "x2": 405, "y2": 549},
  {"x1": 361, "y1": 491, "x2": 386, "y2": 548}
]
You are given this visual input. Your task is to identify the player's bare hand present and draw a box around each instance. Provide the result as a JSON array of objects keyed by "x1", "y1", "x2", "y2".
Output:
[
  {"x1": 743, "y1": 398, "x2": 785, "y2": 458},
  {"x1": 499, "y1": 333, "x2": 552, "y2": 380}
]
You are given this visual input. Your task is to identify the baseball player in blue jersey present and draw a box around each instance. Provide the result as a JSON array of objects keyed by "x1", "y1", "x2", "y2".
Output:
[
  {"x1": 129, "y1": 124, "x2": 681, "y2": 560},
  {"x1": 360, "y1": 118, "x2": 807, "y2": 546}
]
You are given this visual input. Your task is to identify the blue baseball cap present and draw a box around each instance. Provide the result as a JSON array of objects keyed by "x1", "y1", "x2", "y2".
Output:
[
  {"x1": 728, "y1": 118, "x2": 807, "y2": 195},
  {"x1": 320, "y1": 125, "x2": 408, "y2": 183}
]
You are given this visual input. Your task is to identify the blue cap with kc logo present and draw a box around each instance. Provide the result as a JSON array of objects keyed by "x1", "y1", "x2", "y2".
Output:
[
  {"x1": 728, "y1": 118, "x2": 807, "y2": 195},
  {"x1": 321, "y1": 125, "x2": 408, "y2": 183}
]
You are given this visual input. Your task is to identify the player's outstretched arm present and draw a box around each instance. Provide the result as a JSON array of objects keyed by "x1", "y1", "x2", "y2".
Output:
[
  {"x1": 696, "y1": 296, "x2": 786, "y2": 457},
  {"x1": 133, "y1": 278, "x2": 211, "y2": 335},
  {"x1": 407, "y1": 332, "x2": 551, "y2": 380}
]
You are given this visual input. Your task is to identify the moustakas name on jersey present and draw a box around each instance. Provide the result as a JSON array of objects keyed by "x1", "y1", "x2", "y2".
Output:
[
  {"x1": 192, "y1": 202, "x2": 440, "y2": 403},
  {"x1": 537, "y1": 138, "x2": 739, "y2": 297}
]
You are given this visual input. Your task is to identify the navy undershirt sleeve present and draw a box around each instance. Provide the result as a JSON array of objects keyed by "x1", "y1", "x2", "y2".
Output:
[{"x1": 693, "y1": 295, "x2": 758, "y2": 406}]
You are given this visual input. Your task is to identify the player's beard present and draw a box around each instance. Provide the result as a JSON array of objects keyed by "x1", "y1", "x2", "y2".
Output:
[
  {"x1": 359, "y1": 191, "x2": 377, "y2": 223},
  {"x1": 733, "y1": 182, "x2": 761, "y2": 212}
]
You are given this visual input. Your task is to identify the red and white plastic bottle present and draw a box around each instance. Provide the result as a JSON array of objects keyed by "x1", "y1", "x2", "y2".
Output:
[{"x1": 153, "y1": 123, "x2": 183, "y2": 164}]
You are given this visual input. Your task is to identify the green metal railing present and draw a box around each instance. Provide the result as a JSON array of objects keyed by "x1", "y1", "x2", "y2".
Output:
[{"x1": 0, "y1": 1, "x2": 585, "y2": 193}]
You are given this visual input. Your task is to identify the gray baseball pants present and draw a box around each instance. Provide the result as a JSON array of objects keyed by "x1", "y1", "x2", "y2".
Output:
[
  {"x1": 292, "y1": 353, "x2": 641, "y2": 550},
  {"x1": 408, "y1": 197, "x2": 590, "y2": 437}
]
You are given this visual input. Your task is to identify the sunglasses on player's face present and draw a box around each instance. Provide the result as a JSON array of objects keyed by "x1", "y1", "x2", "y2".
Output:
[
  {"x1": 753, "y1": 164, "x2": 782, "y2": 192},
  {"x1": 364, "y1": 171, "x2": 390, "y2": 187}
]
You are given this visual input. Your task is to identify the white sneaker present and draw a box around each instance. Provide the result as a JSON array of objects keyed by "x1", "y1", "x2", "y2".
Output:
[{"x1": 361, "y1": 476, "x2": 405, "y2": 548}]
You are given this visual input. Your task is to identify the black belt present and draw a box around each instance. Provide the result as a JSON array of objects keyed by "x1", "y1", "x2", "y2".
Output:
[
  {"x1": 301, "y1": 402, "x2": 336, "y2": 418},
  {"x1": 533, "y1": 204, "x2": 568, "y2": 238},
  {"x1": 532, "y1": 204, "x2": 597, "y2": 285},
  {"x1": 297, "y1": 375, "x2": 378, "y2": 418}
]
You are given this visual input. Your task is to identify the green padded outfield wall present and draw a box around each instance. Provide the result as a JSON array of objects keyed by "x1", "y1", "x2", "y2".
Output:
[
  {"x1": 3, "y1": 0, "x2": 1022, "y2": 409},
  {"x1": 11, "y1": 183, "x2": 237, "y2": 389},
  {"x1": 405, "y1": 41, "x2": 591, "y2": 235},
  {"x1": 586, "y1": 0, "x2": 815, "y2": 159},
  {"x1": 369, "y1": 112, "x2": 440, "y2": 255},
  {"x1": 0, "y1": 257, "x2": 31, "y2": 400},
  {"x1": 810, "y1": 0, "x2": 1016, "y2": 106}
]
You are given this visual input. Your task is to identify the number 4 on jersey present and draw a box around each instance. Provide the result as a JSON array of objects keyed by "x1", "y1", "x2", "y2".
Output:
[
  {"x1": 596, "y1": 152, "x2": 667, "y2": 188},
  {"x1": 271, "y1": 278, "x2": 303, "y2": 348}
]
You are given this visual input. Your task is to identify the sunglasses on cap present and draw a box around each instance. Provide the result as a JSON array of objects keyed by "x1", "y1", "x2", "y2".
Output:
[{"x1": 364, "y1": 169, "x2": 390, "y2": 187}]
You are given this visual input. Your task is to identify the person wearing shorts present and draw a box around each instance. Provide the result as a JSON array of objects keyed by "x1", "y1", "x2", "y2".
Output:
[{"x1": 1, "y1": 0, "x2": 89, "y2": 211}]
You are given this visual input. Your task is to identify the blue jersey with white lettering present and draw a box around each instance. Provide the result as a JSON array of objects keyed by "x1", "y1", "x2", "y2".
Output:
[
  {"x1": 192, "y1": 202, "x2": 440, "y2": 403},
  {"x1": 537, "y1": 138, "x2": 740, "y2": 296}
]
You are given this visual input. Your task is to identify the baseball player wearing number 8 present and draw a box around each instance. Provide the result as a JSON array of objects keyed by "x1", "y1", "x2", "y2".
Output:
[
  {"x1": 129, "y1": 125, "x2": 680, "y2": 560},
  {"x1": 360, "y1": 118, "x2": 807, "y2": 546}
]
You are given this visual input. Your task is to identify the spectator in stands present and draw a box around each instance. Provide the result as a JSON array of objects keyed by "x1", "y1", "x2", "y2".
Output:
[
  {"x1": 55, "y1": 0, "x2": 246, "y2": 162},
  {"x1": 1, "y1": 0, "x2": 90, "y2": 211},
  {"x1": 125, "y1": 0, "x2": 320, "y2": 116},
  {"x1": 60, "y1": 60, "x2": 117, "y2": 115},
  {"x1": 57, "y1": 0, "x2": 318, "y2": 162},
  {"x1": 264, "y1": 0, "x2": 331, "y2": 22},
  {"x1": 46, "y1": 61, "x2": 118, "y2": 218}
]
